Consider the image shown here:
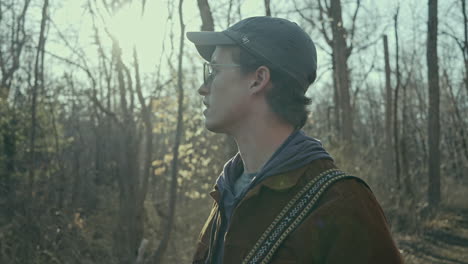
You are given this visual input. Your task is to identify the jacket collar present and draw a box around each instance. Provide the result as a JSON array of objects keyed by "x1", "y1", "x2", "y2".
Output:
[
  {"x1": 209, "y1": 165, "x2": 308, "y2": 203},
  {"x1": 209, "y1": 185, "x2": 222, "y2": 204}
]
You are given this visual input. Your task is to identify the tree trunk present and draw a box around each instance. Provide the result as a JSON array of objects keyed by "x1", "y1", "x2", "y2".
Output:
[
  {"x1": 383, "y1": 35, "x2": 393, "y2": 179},
  {"x1": 461, "y1": 0, "x2": 468, "y2": 94},
  {"x1": 111, "y1": 39, "x2": 144, "y2": 264},
  {"x1": 427, "y1": 0, "x2": 440, "y2": 207},
  {"x1": 134, "y1": 47, "x2": 153, "y2": 210},
  {"x1": 444, "y1": 70, "x2": 468, "y2": 161},
  {"x1": 330, "y1": 0, "x2": 352, "y2": 145},
  {"x1": 149, "y1": 0, "x2": 185, "y2": 262},
  {"x1": 264, "y1": 0, "x2": 271, "y2": 16},
  {"x1": 0, "y1": 0, "x2": 31, "y2": 100},
  {"x1": 197, "y1": 0, "x2": 214, "y2": 31},
  {"x1": 393, "y1": 10, "x2": 401, "y2": 192},
  {"x1": 25, "y1": 0, "x2": 48, "y2": 260},
  {"x1": 0, "y1": 112, "x2": 17, "y2": 228},
  {"x1": 400, "y1": 65, "x2": 413, "y2": 207},
  {"x1": 332, "y1": 54, "x2": 341, "y2": 136},
  {"x1": 28, "y1": 0, "x2": 48, "y2": 201},
  {"x1": 0, "y1": 0, "x2": 31, "y2": 202}
]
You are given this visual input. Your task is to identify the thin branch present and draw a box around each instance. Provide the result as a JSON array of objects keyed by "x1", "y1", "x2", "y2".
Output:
[
  {"x1": 348, "y1": 34, "x2": 381, "y2": 57},
  {"x1": 323, "y1": 0, "x2": 330, "y2": 12},
  {"x1": 88, "y1": 90, "x2": 121, "y2": 125},
  {"x1": 317, "y1": 0, "x2": 333, "y2": 46},
  {"x1": 293, "y1": 0, "x2": 332, "y2": 46},
  {"x1": 227, "y1": 0, "x2": 233, "y2": 26},
  {"x1": 462, "y1": 0, "x2": 467, "y2": 52},
  {"x1": 44, "y1": 48, "x2": 97, "y2": 89},
  {"x1": 440, "y1": 30, "x2": 465, "y2": 52},
  {"x1": 123, "y1": 63, "x2": 134, "y2": 115},
  {"x1": 0, "y1": 0, "x2": 31, "y2": 92},
  {"x1": 348, "y1": 0, "x2": 361, "y2": 50}
]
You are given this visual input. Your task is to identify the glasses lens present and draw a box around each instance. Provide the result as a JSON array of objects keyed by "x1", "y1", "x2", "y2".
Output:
[{"x1": 204, "y1": 63, "x2": 213, "y2": 84}]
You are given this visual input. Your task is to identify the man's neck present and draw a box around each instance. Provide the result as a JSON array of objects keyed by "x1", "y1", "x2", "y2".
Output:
[{"x1": 232, "y1": 121, "x2": 294, "y2": 174}]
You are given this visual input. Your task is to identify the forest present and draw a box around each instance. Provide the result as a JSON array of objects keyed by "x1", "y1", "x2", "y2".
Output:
[{"x1": 0, "y1": 0, "x2": 467, "y2": 263}]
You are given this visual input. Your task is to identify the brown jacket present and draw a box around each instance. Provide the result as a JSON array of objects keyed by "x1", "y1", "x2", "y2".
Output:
[{"x1": 193, "y1": 159, "x2": 403, "y2": 264}]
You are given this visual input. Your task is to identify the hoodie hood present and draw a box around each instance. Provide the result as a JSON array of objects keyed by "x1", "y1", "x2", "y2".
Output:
[
  {"x1": 216, "y1": 130, "x2": 333, "y2": 218},
  {"x1": 211, "y1": 130, "x2": 333, "y2": 263}
]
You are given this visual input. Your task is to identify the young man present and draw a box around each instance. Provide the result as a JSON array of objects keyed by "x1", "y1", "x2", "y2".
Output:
[{"x1": 187, "y1": 16, "x2": 403, "y2": 264}]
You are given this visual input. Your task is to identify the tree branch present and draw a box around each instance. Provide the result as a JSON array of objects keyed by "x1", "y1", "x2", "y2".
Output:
[{"x1": 348, "y1": 0, "x2": 361, "y2": 53}]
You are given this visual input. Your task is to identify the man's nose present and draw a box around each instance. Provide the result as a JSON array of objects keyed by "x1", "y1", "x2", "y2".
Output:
[{"x1": 198, "y1": 82, "x2": 209, "y2": 96}]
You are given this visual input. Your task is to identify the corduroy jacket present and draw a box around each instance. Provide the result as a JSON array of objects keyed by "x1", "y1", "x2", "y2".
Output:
[{"x1": 192, "y1": 159, "x2": 403, "y2": 264}]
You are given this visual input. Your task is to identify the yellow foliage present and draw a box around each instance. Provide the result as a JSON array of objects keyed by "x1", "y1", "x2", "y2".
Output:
[
  {"x1": 152, "y1": 160, "x2": 163, "y2": 167},
  {"x1": 151, "y1": 96, "x2": 173, "y2": 112},
  {"x1": 74, "y1": 212, "x2": 84, "y2": 229},
  {"x1": 179, "y1": 143, "x2": 193, "y2": 152},
  {"x1": 151, "y1": 98, "x2": 161, "y2": 111},
  {"x1": 202, "y1": 157, "x2": 211, "y2": 166},
  {"x1": 186, "y1": 130, "x2": 194, "y2": 140},
  {"x1": 164, "y1": 153, "x2": 173, "y2": 163},
  {"x1": 152, "y1": 122, "x2": 164, "y2": 133},
  {"x1": 195, "y1": 127, "x2": 204, "y2": 136},
  {"x1": 179, "y1": 169, "x2": 191, "y2": 179},
  {"x1": 154, "y1": 167, "x2": 166, "y2": 176},
  {"x1": 185, "y1": 190, "x2": 201, "y2": 199}
]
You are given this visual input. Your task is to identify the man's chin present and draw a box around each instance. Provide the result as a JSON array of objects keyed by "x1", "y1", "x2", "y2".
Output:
[
  {"x1": 204, "y1": 120, "x2": 227, "y2": 134},
  {"x1": 205, "y1": 124, "x2": 221, "y2": 133}
]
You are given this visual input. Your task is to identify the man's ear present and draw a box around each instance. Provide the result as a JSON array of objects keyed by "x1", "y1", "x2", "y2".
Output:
[{"x1": 250, "y1": 66, "x2": 271, "y2": 94}]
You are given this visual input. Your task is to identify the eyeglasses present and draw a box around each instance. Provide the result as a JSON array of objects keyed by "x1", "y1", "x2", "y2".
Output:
[{"x1": 203, "y1": 62, "x2": 241, "y2": 84}]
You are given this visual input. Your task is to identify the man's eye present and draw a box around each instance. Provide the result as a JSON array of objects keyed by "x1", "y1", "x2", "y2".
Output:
[
  {"x1": 207, "y1": 74, "x2": 214, "y2": 81},
  {"x1": 210, "y1": 68, "x2": 218, "y2": 74}
]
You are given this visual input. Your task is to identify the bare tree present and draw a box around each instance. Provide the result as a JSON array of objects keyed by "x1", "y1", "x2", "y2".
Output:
[
  {"x1": 330, "y1": 0, "x2": 353, "y2": 145},
  {"x1": 0, "y1": 0, "x2": 31, "y2": 208},
  {"x1": 382, "y1": 35, "x2": 393, "y2": 180},
  {"x1": 67, "y1": 3, "x2": 157, "y2": 262},
  {"x1": 443, "y1": 69, "x2": 468, "y2": 178},
  {"x1": 149, "y1": 0, "x2": 185, "y2": 262},
  {"x1": 295, "y1": 0, "x2": 363, "y2": 146},
  {"x1": 197, "y1": 0, "x2": 214, "y2": 31},
  {"x1": 427, "y1": 0, "x2": 440, "y2": 207},
  {"x1": 393, "y1": 8, "x2": 401, "y2": 192},
  {"x1": 28, "y1": 0, "x2": 48, "y2": 202},
  {"x1": 265, "y1": 0, "x2": 272, "y2": 16},
  {"x1": 463, "y1": 0, "x2": 468, "y2": 94},
  {"x1": 0, "y1": 0, "x2": 31, "y2": 99},
  {"x1": 443, "y1": 0, "x2": 468, "y2": 94}
]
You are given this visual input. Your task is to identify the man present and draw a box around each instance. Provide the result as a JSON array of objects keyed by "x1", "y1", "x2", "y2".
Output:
[{"x1": 187, "y1": 16, "x2": 403, "y2": 264}]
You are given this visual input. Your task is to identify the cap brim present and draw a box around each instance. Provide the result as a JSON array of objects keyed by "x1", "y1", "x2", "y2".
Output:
[{"x1": 186, "y1": 31, "x2": 236, "y2": 61}]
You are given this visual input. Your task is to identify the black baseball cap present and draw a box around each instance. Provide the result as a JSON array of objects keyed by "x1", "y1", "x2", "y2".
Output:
[{"x1": 186, "y1": 16, "x2": 317, "y2": 90}]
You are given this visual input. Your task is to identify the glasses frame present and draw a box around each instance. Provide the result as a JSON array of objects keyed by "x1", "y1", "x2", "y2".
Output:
[{"x1": 203, "y1": 62, "x2": 241, "y2": 84}]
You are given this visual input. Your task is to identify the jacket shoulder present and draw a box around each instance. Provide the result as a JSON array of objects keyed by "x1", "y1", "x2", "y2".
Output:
[{"x1": 290, "y1": 161, "x2": 403, "y2": 263}]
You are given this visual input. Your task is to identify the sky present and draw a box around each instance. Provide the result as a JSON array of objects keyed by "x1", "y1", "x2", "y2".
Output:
[
  {"x1": 51, "y1": 0, "x2": 272, "y2": 72},
  {"x1": 44, "y1": 0, "x2": 460, "y2": 102}
]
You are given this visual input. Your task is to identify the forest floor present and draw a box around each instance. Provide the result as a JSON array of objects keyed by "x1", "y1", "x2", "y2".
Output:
[{"x1": 396, "y1": 206, "x2": 468, "y2": 264}]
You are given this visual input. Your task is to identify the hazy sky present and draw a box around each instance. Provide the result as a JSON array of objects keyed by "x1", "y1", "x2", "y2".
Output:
[{"x1": 45, "y1": 0, "x2": 458, "y2": 101}]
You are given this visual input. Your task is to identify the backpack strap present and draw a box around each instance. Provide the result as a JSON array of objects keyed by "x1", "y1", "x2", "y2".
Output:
[{"x1": 242, "y1": 169, "x2": 367, "y2": 264}]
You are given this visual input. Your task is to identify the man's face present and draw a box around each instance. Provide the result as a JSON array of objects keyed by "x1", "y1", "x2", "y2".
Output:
[{"x1": 198, "y1": 46, "x2": 252, "y2": 134}]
